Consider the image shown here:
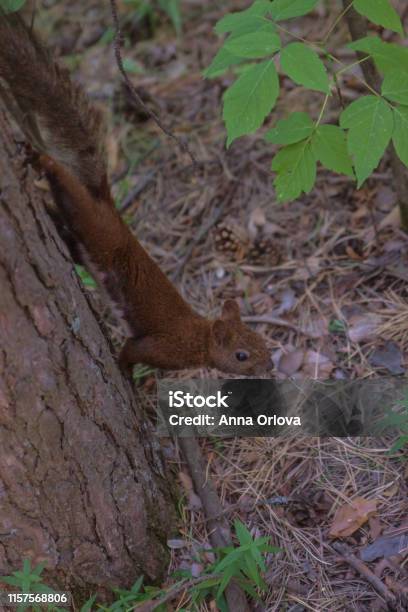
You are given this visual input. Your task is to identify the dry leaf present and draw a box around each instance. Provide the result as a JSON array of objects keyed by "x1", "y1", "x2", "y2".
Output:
[
  {"x1": 191, "y1": 563, "x2": 203, "y2": 578},
  {"x1": 302, "y1": 350, "x2": 334, "y2": 378},
  {"x1": 369, "y1": 341, "x2": 405, "y2": 375},
  {"x1": 368, "y1": 516, "x2": 382, "y2": 540},
  {"x1": 273, "y1": 288, "x2": 296, "y2": 316},
  {"x1": 278, "y1": 349, "x2": 304, "y2": 376},
  {"x1": 361, "y1": 533, "x2": 408, "y2": 562},
  {"x1": 347, "y1": 313, "x2": 382, "y2": 343},
  {"x1": 382, "y1": 483, "x2": 399, "y2": 498},
  {"x1": 375, "y1": 186, "x2": 396, "y2": 211},
  {"x1": 329, "y1": 497, "x2": 378, "y2": 538},
  {"x1": 248, "y1": 206, "x2": 266, "y2": 240}
]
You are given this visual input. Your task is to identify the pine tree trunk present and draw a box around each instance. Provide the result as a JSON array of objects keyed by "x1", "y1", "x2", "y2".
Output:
[{"x1": 0, "y1": 106, "x2": 175, "y2": 598}]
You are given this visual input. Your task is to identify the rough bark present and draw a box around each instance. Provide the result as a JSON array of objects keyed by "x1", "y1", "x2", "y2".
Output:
[
  {"x1": 0, "y1": 106, "x2": 175, "y2": 599},
  {"x1": 342, "y1": 0, "x2": 408, "y2": 231}
]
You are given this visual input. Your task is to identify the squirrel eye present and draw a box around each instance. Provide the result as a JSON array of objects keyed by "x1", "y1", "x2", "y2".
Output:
[{"x1": 235, "y1": 350, "x2": 249, "y2": 362}]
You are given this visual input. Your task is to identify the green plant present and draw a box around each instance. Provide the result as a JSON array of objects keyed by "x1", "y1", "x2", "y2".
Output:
[
  {"x1": 132, "y1": 363, "x2": 156, "y2": 380},
  {"x1": 0, "y1": 560, "x2": 66, "y2": 612},
  {"x1": 124, "y1": 0, "x2": 182, "y2": 35},
  {"x1": 75, "y1": 264, "x2": 97, "y2": 289},
  {"x1": 97, "y1": 576, "x2": 165, "y2": 611},
  {"x1": 0, "y1": 0, "x2": 26, "y2": 13},
  {"x1": 188, "y1": 519, "x2": 280, "y2": 609},
  {"x1": 158, "y1": 0, "x2": 181, "y2": 35},
  {"x1": 205, "y1": 0, "x2": 408, "y2": 204},
  {"x1": 1, "y1": 524, "x2": 279, "y2": 611},
  {"x1": 379, "y1": 390, "x2": 408, "y2": 454},
  {"x1": 75, "y1": 264, "x2": 96, "y2": 289}
]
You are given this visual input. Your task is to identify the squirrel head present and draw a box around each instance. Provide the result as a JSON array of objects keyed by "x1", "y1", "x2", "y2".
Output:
[{"x1": 208, "y1": 300, "x2": 272, "y2": 375}]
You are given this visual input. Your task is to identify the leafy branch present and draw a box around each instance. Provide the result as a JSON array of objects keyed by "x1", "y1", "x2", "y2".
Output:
[{"x1": 205, "y1": 0, "x2": 408, "y2": 208}]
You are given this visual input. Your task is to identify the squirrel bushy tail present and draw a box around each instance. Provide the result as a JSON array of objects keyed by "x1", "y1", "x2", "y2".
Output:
[{"x1": 0, "y1": 11, "x2": 107, "y2": 196}]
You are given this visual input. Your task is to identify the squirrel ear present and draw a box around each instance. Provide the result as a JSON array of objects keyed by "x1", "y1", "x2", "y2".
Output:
[
  {"x1": 221, "y1": 299, "x2": 241, "y2": 322},
  {"x1": 212, "y1": 319, "x2": 232, "y2": 347}
]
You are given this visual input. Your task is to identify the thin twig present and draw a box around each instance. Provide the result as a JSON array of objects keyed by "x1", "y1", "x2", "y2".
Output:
[
  {"x1": 242, "y1": 315, "x2": 318, "y2": 338},
  {"x1": 332, "y1": 542, "x2": 397, "y2": 608},
  {"x1": 178, "y1": 436, "x2": 251, "y2": 612},
  {"x1": 109, "y1": 0, "x2": 197, "y2": 166}
]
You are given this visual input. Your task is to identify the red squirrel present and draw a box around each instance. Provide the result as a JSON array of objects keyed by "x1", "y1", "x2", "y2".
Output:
[{"x1": 0, "y1": 11, "x2": 272, "y2": 376}]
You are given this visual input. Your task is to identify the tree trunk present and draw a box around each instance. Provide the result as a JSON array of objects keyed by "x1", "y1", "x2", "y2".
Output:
[{"x1": 0, "y1": 106, "x2": 175, "y2": 599}]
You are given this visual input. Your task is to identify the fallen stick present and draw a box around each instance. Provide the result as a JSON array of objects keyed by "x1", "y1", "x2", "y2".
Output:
[
  {"x1": 332, "y1": 542, "x2": 397, "y2": 609},
  {"x1": 178, "y1": 436, "x2": 252, "y2": 612}
]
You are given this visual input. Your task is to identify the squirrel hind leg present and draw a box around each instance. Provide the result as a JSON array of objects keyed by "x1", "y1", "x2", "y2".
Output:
[
  {"x1": 38, "y1": 154, "x2": 89, "y2": 200},
  {"x1": 119, "y1": 336, "x2": 177, "y2": 376},
  {"x1": 119, "y1": 337, "x2": 153, "y2": 378}
]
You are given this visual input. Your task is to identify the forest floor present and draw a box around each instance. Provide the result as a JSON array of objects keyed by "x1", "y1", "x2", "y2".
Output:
[{"x1": 37, "y1": 0, "x2": 408, "y2": 609}]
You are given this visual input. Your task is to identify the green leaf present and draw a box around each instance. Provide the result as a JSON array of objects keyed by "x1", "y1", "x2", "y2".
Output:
[
  {"x1": 32, "y1": 584, "x2": 55, "y2": 594},
  {"x1": 0, "y1": 576, "x2": 21, "y2": 586},
  {"x1": 215, "y1": 1, "x2": 272, "y2": 34},
  {"x1": 205, "y1": 17, "x2": 277, "y2": 79},
  {"x1": 312, "y1": 125, "x2": 354, "y2": 176},
  {"x1": 340, "y1": 95, "x2": 393, "y2": 186},
  {"x1": 389, "y1": 435, "x2": 408, "y2": 452},
  {"x1": 31, "y1": 563, "x2": 46, "y2": 578},
  {"x1": 392, "y1": 106, "x2": 408, "y2": 167},
  {"x1": 353, "y1": 0, "x2": 403, "y2": 35},
  {"x1": 249, "y1": 542, "x2": 267, "y2": 571},
  {"x1": 80, "y1": 595, "x2": 97, "y2": 612},
  {"x1": 265, "y1": 112, "x2": 314, "y2": 144},
  {"x1": 192, "y1": 577, "x2": 222, "y2": 591},
  {"x1": 203, "y1": 48, "x2": 244, "y2": 79},
  {"x1": 75, "y1": 265, "x2": 97, "y2": 288},
  {"x1": 226, "y1": 15, "x2": 277, "y2": 39},
  {"x1": 349, "y1": 37, "x2": 408, "y2": 75},
  {"x1": 214, "y1": 545, "x2": 251, "y2": 571},
  {"x1": 238, "y1": 578, "x2": 262, "y2": 600},
  {"x1": 224, "y1": 31, "x2": 281, "y2": 58},
  {"x1": 122, "y1": 58, "x2": 144, "y2": 74},
  {"x1": 259, "y1": 544, "x2": 282, "y2": 553},
  {"x1": 216, "y1": 564, "x2": 241, "y2": 599},
  {"x1": 158, "y1": 0, "x2": 182, "y2": 35},
  {"x1": 272, "y1": 139, "x2": 317, "y2": 201},
  {"x1": 0, "y1": 0, "x2": 26, "y2": 12},
  {"x1": 244, "y1": 553, "x2": 262, "y2": 586},
  {"x1": 216, "y1": 595, "x2": 229, "y2": 612},
  {"x1": 270, "y1": 0, "x2": 318, "y2": 21},
  {"x1": 280, "y1": 42, "x2": 329, "y2": 93},
  {"x1": 130, "y1": 576, "x2": 144, "y2": 593},
  {"x1": 382, "y1": 70, "x2": 408, "y2": 105},
  {"x1": 223, "y1": 59, "x2": 279, "y2": 145},
  {"x1": 234, "y1": 520, "x2": 253, "y2": 546}
]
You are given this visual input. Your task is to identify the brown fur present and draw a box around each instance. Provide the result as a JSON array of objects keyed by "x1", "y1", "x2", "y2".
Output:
[
  {"x1": 0, "y1": 11, "x2": 107, "y2": 197},
  {"x1": 0, "y1": 11, "x2": 271, "y2": 375}
]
